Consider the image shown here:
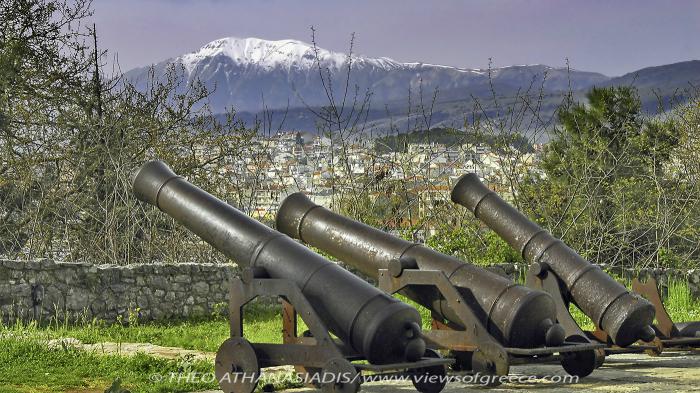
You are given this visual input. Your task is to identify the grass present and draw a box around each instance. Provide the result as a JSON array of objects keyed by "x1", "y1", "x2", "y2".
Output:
[
  {"x1": 570, "y1": 305, "x2": 596, "y2": 331},
  {"x1": 0, "y1": 336, "x2": 217, "y2": 393},
  {"x1": 395, "y1": 294, "x2": 434, "y2": 330},
  {"x1": 664, "y1": 279, "x2": 700, "y2": 322},
  {"x1": 0, "y1": 301, "x2": 303, "y2": 392},
  {"x1": 0, "y1": 294, "x2": 428, "y2": 393},
  {"x1": 5, "y1": 301, "x2": 291, "y2": 353}
]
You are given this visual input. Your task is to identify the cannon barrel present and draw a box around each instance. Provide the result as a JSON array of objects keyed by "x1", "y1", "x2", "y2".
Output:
[
  {"x1": 132, "y1": 161, "x2": 426, "y2": 364},
  {"x1": 450, "y1": 173, "x2": 656, "y2": 347},
  {"x1": 276, "y1": 192, "x2": 566, "y2": 348}
]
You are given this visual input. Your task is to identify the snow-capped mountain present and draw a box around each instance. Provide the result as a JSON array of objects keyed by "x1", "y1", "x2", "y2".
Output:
[
  {"x1": 124, "y1": 37, "x2": 609, "y2": 113},
  {"x1": 179, "y1": 37, "x2": 402, "y2": 73}
]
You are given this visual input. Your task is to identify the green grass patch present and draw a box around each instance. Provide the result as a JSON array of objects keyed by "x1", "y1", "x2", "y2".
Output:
[
  {"x1": 569, "y1": 305, "x2": 596, "y2": 331},
  {"x1": 663, "y1": 279, "x2": 700, "y2": 322},
  {"x1": 394, "y1": 294, "x2": 433, "y2": 330},
  {"x1": 3, "y1": 301, "x2": 303, "y2": 353},
  {"x1": 0, "y1": 336, "x2": 217, "y2": 393}
]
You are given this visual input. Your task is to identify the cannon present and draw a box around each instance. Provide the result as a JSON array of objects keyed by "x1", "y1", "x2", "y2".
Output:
[
  {"x1": 450, "y1": 173, "x2": 656, "y2": 348},
  {"x1": 277, "y1": 192, "x2": 605, "y2": 379},
  {"x1": 132, "y1": 161, "x2": 450, "y2": 393}
]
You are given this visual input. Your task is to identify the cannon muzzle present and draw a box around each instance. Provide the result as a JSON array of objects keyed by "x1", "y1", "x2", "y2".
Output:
[
  {"x1": 276, "y1": 192, "x2": 566, "y2": 348},
  {"x1": 451, "y1": 173, "x2": 655, "y2": 347},
  {"x1": 132, "y1": 161, "x2": 426, "y2": 364}
]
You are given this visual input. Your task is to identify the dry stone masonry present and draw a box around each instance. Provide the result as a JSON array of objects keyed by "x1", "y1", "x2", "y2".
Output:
[
  {"x1": 1, "y1": 259, "x2": 699, "y2": 324},
  {"x1": 0, "y1": 259, "x2": 238, "y2": 323}
]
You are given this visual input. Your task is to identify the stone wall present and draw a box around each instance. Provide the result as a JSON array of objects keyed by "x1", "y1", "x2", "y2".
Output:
[
  {"x1": 0, "y1": 259, "x2": 238, "y2": 324},
  {"x1": 2, "y1": 259, "x2": 699, "y2": 325}
]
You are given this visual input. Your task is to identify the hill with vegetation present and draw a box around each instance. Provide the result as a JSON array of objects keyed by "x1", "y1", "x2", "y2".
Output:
[{"x1": 374, "y1": 127, "x2": 533, "y2": 153}]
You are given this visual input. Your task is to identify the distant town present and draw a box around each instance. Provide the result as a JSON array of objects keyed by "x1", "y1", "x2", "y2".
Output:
[{"x1": 212, "y1": 131, "x2": 542, "y2": 224}]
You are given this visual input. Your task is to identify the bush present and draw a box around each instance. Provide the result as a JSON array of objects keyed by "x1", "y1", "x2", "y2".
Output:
[{"x1": 426, "y1": 220, "x2": 522, "y2": 266}]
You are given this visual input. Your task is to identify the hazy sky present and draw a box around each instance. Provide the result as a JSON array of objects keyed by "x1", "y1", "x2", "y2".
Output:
[{"x1": 91, "y1": 0, "x2": 700, "y2": 76}]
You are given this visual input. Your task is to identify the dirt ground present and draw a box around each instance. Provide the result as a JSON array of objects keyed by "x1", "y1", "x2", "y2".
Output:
[{"x1": 262, "y1": 350, "x2": 700, "y2": 392}]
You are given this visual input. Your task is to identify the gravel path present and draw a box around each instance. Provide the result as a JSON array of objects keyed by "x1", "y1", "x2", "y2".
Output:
[{"x1": 200, "y1": 350, "x2": 700, "y2": 392}]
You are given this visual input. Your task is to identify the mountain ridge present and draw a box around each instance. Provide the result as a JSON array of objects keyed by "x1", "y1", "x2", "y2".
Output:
[
  {"x1": 124, "y1": 37, "x2": 699, "y2": 135},
  {"x1": 124, "y1": 36, "x2": 609, "y2": 113}
]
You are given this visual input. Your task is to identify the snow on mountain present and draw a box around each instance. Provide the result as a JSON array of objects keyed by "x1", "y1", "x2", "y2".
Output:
[
  {"x1": 124, "y1": 36, "x2": 610, "y2": 113},
  {"x1": 180, "y1": 37, "x2": 351, "y2": 73},
  {"x1": 177, "y1": 37, "x2": 499, "y2": 76}
]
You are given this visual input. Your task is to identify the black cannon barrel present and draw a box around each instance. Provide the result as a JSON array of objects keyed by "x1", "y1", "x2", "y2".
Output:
[
  {"x1": 132, "y1": 161, "x2": 426, "y2": 364},
  {"x1": 451, "y1": 173, "x2": 656, "y2": 347},
  {"x1": 276, "y1": 192, "x2": 566, "y2": 348}
]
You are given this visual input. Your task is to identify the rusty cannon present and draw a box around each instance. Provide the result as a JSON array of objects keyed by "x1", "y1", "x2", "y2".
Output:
[
  {"x1": 132, "y1": 161, "x2": 451, "y2": 393},
  {"x1": 450, "y1": 173, "x2": 656, "y2": 348},
  {"x1": 277, "y1": 192, "x2": 606, "y2": 379}
]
